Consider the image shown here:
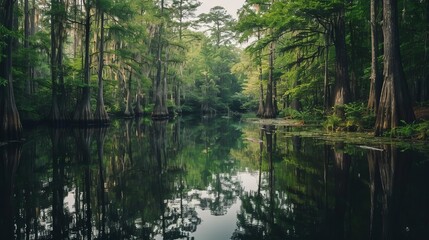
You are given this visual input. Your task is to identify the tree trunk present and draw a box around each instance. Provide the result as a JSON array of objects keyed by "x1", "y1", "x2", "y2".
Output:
[
  {"x1": 332, "y1": 7, "x2": 351, "y2": 117},
  {"x1": 73, "y1": 0, "x2": 93, "y2": 124},
  {"x1": 152, "y1": 0, "x2": 169, "y2": 120},
  {"x1": 50, "y1": 0, "x2": 60, "y2": 123},
  {"x1": 257, "y1": 59, "x2": 265, "y2": 116},
  {"x1": 375, "y1": 0, "x2": 415, "y2": 136},
  {"x1": 324, "y1": 31, "x2": 331, "y2": 112},
  {"x1": 0, "y1": 0, "x2": 22, "y2": 141},
  {"x1": 422, "y1": 1, "x2": 429, "y2": 102},
  {"x1": 291, "y1": 52, "x2": 302, "y2": 111},
  {"x1": 368, "y1": 0, "x2": 382, "y2": 113},
  {"x1": 24, "y1": 0, "x2": 31, "y2": 95},
  {"x1": 256, "y1": 29, "x2": 265, "y2": 117},
  {"x1": 134, "y1": 54, "x2": 144, "y2": 116},
  {"x1": 263, "y1": 41, "x2": 276, "y2": 118},
  {"x1": 50, "y1": 0, "x2": 67, "y2": 124},
  {"x1": 95, "y1": 8, "x2": 109, "y2": 124},
  {"x1": 124, "y1": 69, "x2": 134, "y2": 117}
]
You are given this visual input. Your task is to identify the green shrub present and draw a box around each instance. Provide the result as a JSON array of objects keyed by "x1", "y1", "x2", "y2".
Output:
[
  {"x1": 280, "y1": 107, "x2": 323, "y2": 122},
  {"x1": 323, "y1": 102, "x2": 373, "y2": 132},
  {"x1": 323, "y1": 114, "x2": 342, "y2": 131},
  {"x1": 387, "y1": 121, "x2": 429, "y2": 140}
]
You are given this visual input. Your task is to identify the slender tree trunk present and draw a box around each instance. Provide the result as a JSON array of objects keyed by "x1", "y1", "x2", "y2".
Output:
[
  {"x1": 263, "y1": 41, "x2": 276, "y2": 118},
  {"x1": 73, "y1": 0, "x2": 93, "y2": 124},
  {"x1": 175, "y1": 0, "x2": 184, "y2": 113},
  {"x1": 332, "y1": 7, "x2": 351, "y2": 117},
  {"x1": 422, "y1": 0, "x2": 429, "y2": 102},
  {"x1": 324, "y1": 30, "x2": 331, "y2": 112},
  {"x1": 134, "y1": 52, "x2": 143, "y2": 116},
  {"x1": 0, "y1": 0, "x2": 22, "y2": 141},
  {"x1": 368, "y1": 0, "x2": 382, "y2": 112},
  {"x1": 273, "y1": 45, "x2": 278, "y2": 115},
  {"x1": 134, "y1": 73, "x2": 144, "y2": 116},
  {"x1": 95, "y1": 7, "x2": 109, "y2": 124},
  {"x1": 375, "y1": 0, "x2": 415, "y2": 136},
  {"x1": 50, "y1": 0, "x2": 60, "y2": 123},
  {"x1": 124, "y1": 69, "x2": 134, "y2": 117},
  {"x1": 24, "y1": 0, "x2": 31, "y2": 95},
  {"x1": 291, "y1": 51, "x2": 302, "y2": 111},
  {"x1": 256, "y1": 29, "x2": 265, "y2": 117},
  {"x1": 30, "y1": 0, "x2": 37, "y2": 93}
]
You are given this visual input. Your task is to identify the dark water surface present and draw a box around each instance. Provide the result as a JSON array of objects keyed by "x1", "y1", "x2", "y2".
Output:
[{"x1": 1, "y1": 117, "x2": 429, "y2": 239}]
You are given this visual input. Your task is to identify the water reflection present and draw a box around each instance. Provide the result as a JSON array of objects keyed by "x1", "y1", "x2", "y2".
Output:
[
  {"x1": 1, "y1": 118, "x2": 429, "y2": 239},
  {"x1": 367, "y1": 145, "x2": 414, "y2": 240},
  {"x1": 0, "y1": 143, "x2": 22, "y2": 239}
]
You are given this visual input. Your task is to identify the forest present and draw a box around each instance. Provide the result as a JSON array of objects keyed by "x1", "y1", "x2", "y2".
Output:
[{"x1": 1, "y1": 0, "x2": 429, "y2": 141}]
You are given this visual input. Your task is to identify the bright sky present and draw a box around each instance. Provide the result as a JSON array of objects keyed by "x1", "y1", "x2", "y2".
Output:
[{"x1": 197, "y1": 0, "x2": 246, "y2": 19}]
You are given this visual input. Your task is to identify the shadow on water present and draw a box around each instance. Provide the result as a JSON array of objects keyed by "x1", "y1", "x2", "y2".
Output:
[{"x1": 1, "y1": 117, "x2": 429, "y2": 239}]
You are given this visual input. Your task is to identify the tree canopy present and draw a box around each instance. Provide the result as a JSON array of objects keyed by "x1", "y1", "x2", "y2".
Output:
[{"x1": 1, "y1": 0, "x2": 428, "y2": 138}]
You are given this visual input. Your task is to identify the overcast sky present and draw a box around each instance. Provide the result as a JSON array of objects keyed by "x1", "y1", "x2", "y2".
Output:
[{"x1": 197, "y1": 0, "x2": 246, "y2": 19}]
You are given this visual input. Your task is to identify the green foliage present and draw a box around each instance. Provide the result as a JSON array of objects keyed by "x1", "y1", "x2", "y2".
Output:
[
  {"x1": 386, "y1": 121, "x2": 429, "y2": 140},
  {"x1": 323, "y1": 114, "x2": 342, "y2": 131},
  {"x1": 280, "y1": 107, "x2": 323, "y2": 122},
  {"x1": 344, "y1": 102, "x2": 369, "y2": 131},
  {"x1": 324, "y1": 103, "x2": 374, "y2": 132},
  {"x1": 0, "y1": 77, "x2": 6, "y2": 86}
]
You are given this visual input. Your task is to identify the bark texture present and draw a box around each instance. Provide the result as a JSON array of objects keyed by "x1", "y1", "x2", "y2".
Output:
[
  {"x1": 332, "y1": 8, "x2": 351, "y2": 113},
  {"x1": 0, "y1": 0, "x2": 23, "y2": 141},
  {"x1": 152, "y1": 0, "x2": 169, "y2": 120},
  {"x1": 50, "y1": 0, "x2": 67, "y2": 124},
  {"x1": 256, "y1": 30, "x2": 265, "y2": 117},
  {"x1": 73, "y1": 0, "x2": 94, "y2": 124},
  {"x1": 263, "y1": 42, "x2": 276, "y2": 118},
  {"x1": 94, "y1": 8, "x2": 109, "y2": 124},
  {"x1": 375, "y1": 0, "x2": 415, "y2": 136},
  {"x1": 368, "y1": 0, "x2": 382, "y2": 112}
]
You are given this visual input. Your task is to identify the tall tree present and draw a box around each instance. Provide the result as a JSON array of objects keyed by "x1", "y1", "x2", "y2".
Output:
[
  {"x1": 0, "y1": 0, "x2": 23, "y2": 141},
  {"x1": 171, "y1": 0, "x2": 201, "y2": 112},
  {"x1": 24, "y1": 0, "x2": 31, "y2": 95},
  {"x1": 263, "y1": 40, "x2": 276, "y2": 118},
  {"x1": 367, "y1": 0, "x2": 382, "y2": 112},
  {"x1": 50, "y1": 0, "x2": 67, "y2": 124},
  {"x1": 236, "y1": 1, "x2": 267, "y2": 116},
  {"x1": 375, "y1": 0, "x2": 415, "y2": 135},
  {"x1": 263, "y1": 0, "x2": 276, "y2": 118},
  {"x1": 332, "y1": 4, "x2": 351, "y2": 113},
  {"x1": 94, "y1": 0, "x2": 109, "y2": 124},
  {"x1": 73, "y1": 0, "x2": 94, "y2": 124},
  {"x1": 256, "y1": 29, "x2": 264, "y2": 117},
  {"x1": 152, "y1": 0, "x2": 169, "y2": 120},
  {"x1": 198, "y1": 6, "x2": 235, "y2": 47}
]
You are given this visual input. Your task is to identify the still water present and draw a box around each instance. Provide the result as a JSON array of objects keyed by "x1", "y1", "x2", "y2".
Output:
[{"x1": 1, "y1": 117, "x2": 429, "y2": 239}]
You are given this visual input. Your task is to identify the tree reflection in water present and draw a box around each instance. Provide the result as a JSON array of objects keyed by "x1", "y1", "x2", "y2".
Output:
[
  {"x1": 1, "y1": 118, "x2": 429, "y2": 239},
  {"x1": 367, "y1": 145, "x2": 413, "y2": 240},
  {"x1": 0, "y1": 143, "x2": 22, "y2": 240}
]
